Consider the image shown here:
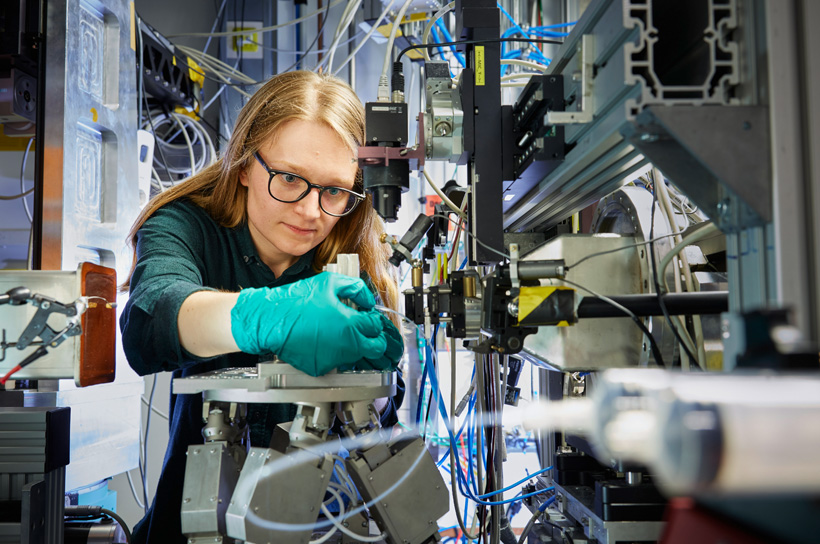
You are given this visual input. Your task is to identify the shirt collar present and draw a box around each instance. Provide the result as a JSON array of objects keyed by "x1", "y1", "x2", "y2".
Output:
[{"x1": 235, "y1": 221, "x2": 316, "y2": 276}]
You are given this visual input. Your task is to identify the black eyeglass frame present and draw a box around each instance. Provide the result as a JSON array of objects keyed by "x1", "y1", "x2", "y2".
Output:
[{"x1": 253, "y1": 152, "x2": 365, "y2": 217}]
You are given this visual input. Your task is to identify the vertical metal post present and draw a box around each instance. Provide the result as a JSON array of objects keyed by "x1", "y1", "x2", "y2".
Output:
[
  {"x1": 765, "y1": 0, "x2": 819, "y2": 343},
  {"x1": 457, "y1": 0, "x2": 506, "y2": 264}
]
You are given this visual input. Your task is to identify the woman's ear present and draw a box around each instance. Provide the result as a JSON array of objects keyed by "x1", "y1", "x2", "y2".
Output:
[{"x1": 239, "y1": 168, "x2": 249, "y2": 187}]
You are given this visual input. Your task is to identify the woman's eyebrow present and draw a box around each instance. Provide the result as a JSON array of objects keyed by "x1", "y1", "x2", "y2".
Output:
[{"x1": 268, "y1": 160, "x2": 356, "y2": 187}]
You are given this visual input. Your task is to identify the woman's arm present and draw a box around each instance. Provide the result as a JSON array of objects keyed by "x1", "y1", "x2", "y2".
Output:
[{"x1": 177, "y1": 291, "x2": 241, "y2": 357}]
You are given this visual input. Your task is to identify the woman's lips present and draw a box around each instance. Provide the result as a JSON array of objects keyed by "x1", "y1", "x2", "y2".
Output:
[{"x1": 284, "y1": 223, "x2": 315, "y2": 235}]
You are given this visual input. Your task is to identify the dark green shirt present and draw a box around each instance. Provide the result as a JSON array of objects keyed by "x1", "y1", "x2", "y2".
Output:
[{"x1": 120, "y1": 199, "x2": 402, "y2": 544}]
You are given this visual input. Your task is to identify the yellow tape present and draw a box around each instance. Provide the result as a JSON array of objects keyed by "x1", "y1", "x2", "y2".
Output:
[
  {"x1": 90, "y1": 108, "x2": 98, "y2": 123},
  {"x1": 187, "y1": 57, "x2": 205, "y2": 86},
  {"x1": 519, "y1": 286, "x2": 573, "y2": 326},
  {"x1": 129, "y1": 2, "x2": 136, "y2": 51},
  {"x1": 475, "y1": 46, "x2": 485, "y2": 86}
]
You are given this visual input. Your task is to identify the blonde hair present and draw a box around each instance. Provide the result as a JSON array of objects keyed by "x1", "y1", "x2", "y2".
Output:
[{"x1": 123, "y1": 71, "x2": 399, "y2": 320}]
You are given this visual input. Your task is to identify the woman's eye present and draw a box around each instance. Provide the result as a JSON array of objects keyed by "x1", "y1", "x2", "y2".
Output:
[
  {"x1": 326, "y1": 187, "x2": 342, "y2": 196},
  {"x1": 281, "y1": 174, "x2": 299, "y2": 184}
]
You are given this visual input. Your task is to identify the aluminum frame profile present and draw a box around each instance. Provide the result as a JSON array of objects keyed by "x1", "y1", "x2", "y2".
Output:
[{"x1": 503, "y1": 0, "x2": 750, "y2": 233}]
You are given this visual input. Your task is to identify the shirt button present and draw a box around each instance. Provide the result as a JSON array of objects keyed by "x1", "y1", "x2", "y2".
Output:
[{"x1": 243, "y1": 256, "x2": 249, "y2": 263}]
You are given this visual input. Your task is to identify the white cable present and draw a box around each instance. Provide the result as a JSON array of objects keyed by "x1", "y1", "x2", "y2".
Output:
[
  {"x1": 501, "y1": 59, "x2": 548, "y2": 73},
  {"x1": 202, "y1": 0, "x2": 229, "y2": 55},
  {"x1": 422, "y1": 2, "x2": 455, "y2": 62},
  {"x1": 379, "y1": 0, "x2": 415, "y2": 100},
  {"x1": 657, "y1": 226, "x2": 722, "y2": 295},
  {"x1": 177, "y1": 46, "x2": 257, "y2": 83},
  {"x1": 145, "y1": 112, "x2": 215, "y2": 178},
  {"x1": 655, "y1": 169, "x2": 706, "y2": 370},
  {"x1": 172, "y1": 114, "x2": 197, "y2": 176},
  {"x1": 20, "y1": 137, "x2": 34, "y2": 223},
  {"x1": 321, "y1": 497, "x2": 385, "y2": 541},
  {"x1": 500, "y1": 73, "x2": 535, "y2": 82},
  {"x1": 331, "y1": 455, "x2": 358, "y2": 494},
  {"x1": 125, "y1": 469, "x2": 146, "y2": 509},
  {"x1": 141, "y1": 374, "x2": 157, "y2": 515},
  {"x1": 325, "y1": 0, "x2": 363, "y2": 73},
  {"x1": 423, "y1": 170, "x2": 467, "y2": 219},
  {"x1": 140, "y1": 396, "x2": 169, "y2": 420},
  {"x1": 449, "y1": 192, "x2": 470, "y2": 274},
  {"x1": 332, "y1": 0, "x2": 397, "y2": 75},
  {"x1": 311, "y1": 487, "x2": 343, "y2": 544},
  {"x1": 169, "y1": 0, "x2": 346, "y2": 38}
]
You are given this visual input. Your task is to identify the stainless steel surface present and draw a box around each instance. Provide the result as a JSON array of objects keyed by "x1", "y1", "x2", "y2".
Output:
[
  {"x1": 521, "y1": 234, "x2": 647, "y2": 370},
  {"x1": 590, "y1": 186, "x2": 723, "y2": 367},
  {"x1": 181, "y1": 443, "x2": 240, "y2": 541},
  {"x1": 623, "y1": 105, "x2": 771, "y2": 230},
  {"x1": 553, "y1": 481, "x2": 664, "y2": 544},
  {"x1": 424, "y1": 62, "x2": 465, "y2": 162},
  {"x1": 41, "y1": 0, "x2": 142, "y2": 272},
  {"x1": 21, "y1": 381, "x2": 141, "y2": 491},
  {"x1": 345, "y1": 436, "x2": 449, "y2": 544},
  {"x1": 174, "y1": 364, "x2": 397, "y2": 403},
  {"x1": 225, "y1": 447, "x2": 333, "y2": 544}
]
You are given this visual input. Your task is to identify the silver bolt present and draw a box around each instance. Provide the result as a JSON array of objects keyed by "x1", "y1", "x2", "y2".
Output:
[{"x1": 640, "y1": 133, "x2": 659, "y2": 143}]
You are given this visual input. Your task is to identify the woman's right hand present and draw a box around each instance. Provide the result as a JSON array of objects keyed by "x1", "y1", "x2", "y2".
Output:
[{"x1": 230, "y1": 272, "x2": 388, "y2": 376}]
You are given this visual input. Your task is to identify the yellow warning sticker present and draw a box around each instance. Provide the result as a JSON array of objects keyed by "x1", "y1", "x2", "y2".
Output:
[{"x1": 475, "y1": 46, "x2": 485, "y2": 86}]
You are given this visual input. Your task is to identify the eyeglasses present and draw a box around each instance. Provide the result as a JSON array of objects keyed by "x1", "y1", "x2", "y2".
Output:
[{"x1": 253, "y1": 152, "x2": 364, "y2": 217}]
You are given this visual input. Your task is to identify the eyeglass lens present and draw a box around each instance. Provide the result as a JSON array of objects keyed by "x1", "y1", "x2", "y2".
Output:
[{"x1": 270, "y1": 173, "x2": 356, "y2": 215}]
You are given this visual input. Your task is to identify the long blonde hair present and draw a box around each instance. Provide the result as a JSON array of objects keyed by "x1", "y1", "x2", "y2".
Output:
[{"x1": 123, "y1": 71, "x2": 399, "y2": 318}]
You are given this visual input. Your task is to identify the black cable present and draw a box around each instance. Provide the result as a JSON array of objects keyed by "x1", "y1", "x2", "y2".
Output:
[
  {"x1": 398, "y1": 37, "x2": 564, "y2": 63},
  {"x1": 282, "y1": 0, "x2": 332, "y2": 72},
  {"x1": 648, "y1": 179, "x2": 699, "y2": 366},
  {"x1": 64, "y1": 506, "x2": 132, "y2": 543},
  {"x1": 560, "y1": 278, "x2": 666, "y2": 368}
]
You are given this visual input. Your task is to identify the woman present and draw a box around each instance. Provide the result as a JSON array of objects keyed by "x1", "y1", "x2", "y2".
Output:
[{"x1": 120, "y1": 70, "x2": 404, "y2": 543}]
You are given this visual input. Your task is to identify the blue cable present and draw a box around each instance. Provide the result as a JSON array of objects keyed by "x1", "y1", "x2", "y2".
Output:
[
  {"x1": 538, "y1": 495, "x2": 558, "y2": 512},
  {"x1": 434, "y1": 18, "x2": 466, "y2": 67},
  {"x1": 502, "y1": 49, "x2": 523, "y2": 60},
  {"x1": 533, "y1": 22, "x2": 577, "y2": 29},
  {"x1": 459, "y1": 256, "x2": 468, "y2": 270},
  {"x1": 424, "y1": 343, "x2": 557, "y2": 506},
  {"x1": 474, "y1": 465, "x2": 553, "y2": 500}
]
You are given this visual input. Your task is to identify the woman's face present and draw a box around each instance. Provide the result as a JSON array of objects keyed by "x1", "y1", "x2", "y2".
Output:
[{"x1": 240, "y1": 119, "x2": 359, "y2": 276}]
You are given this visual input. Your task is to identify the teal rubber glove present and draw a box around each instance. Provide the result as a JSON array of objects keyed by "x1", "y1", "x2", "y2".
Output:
[
  {"x1": 349, "y1": 313, "x2": 404, "y2": 372},
  {"x1": 230, "y1": 272, "x2": 388, "y2": 376}
]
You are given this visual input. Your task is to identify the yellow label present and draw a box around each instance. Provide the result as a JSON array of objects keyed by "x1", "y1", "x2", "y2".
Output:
[
  {"x1": 129, "y1": 2, "x2": 136, "y2": 51},
  {"x1": 90, "y1": 108, "x2": 98, "y2": 123},
  {"x1": 475, "y1": 46, "x2": 485, "y2": 86},
  {"x1": 232, "y1": 28, "x2": 260, "y2": 54}
]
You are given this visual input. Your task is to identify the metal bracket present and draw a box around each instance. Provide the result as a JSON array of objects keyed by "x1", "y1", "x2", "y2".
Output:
[{"x1": 548, "y1": 34, "x2": 595, "y2": 125}]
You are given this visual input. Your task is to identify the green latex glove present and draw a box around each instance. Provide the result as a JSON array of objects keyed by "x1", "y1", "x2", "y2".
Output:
[
  {"x1": 230, "y1": 272, "x2": 387, "y2": 376},
  {"x1": 349, "y1": 313, "x2": 405, "y2": 372}
]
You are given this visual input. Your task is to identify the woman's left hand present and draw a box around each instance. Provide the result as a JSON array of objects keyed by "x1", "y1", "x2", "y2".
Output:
[{"x1": 349, "y1": 313, "x2": 404, "y2": 371}]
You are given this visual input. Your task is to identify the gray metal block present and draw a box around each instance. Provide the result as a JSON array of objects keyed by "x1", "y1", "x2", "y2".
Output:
[
  {"x1": 181, "y1": 443, "x2": 240, "y2": 541},
  {"x1": 521, "y1": 234, "x2": 646, "y2": 370},
  {"x1": 225, "y1": 447, "x2": 333, "y2": 544},
  {"x1": 346, "y1": 435, "x2": 448, "y2": 544}
]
